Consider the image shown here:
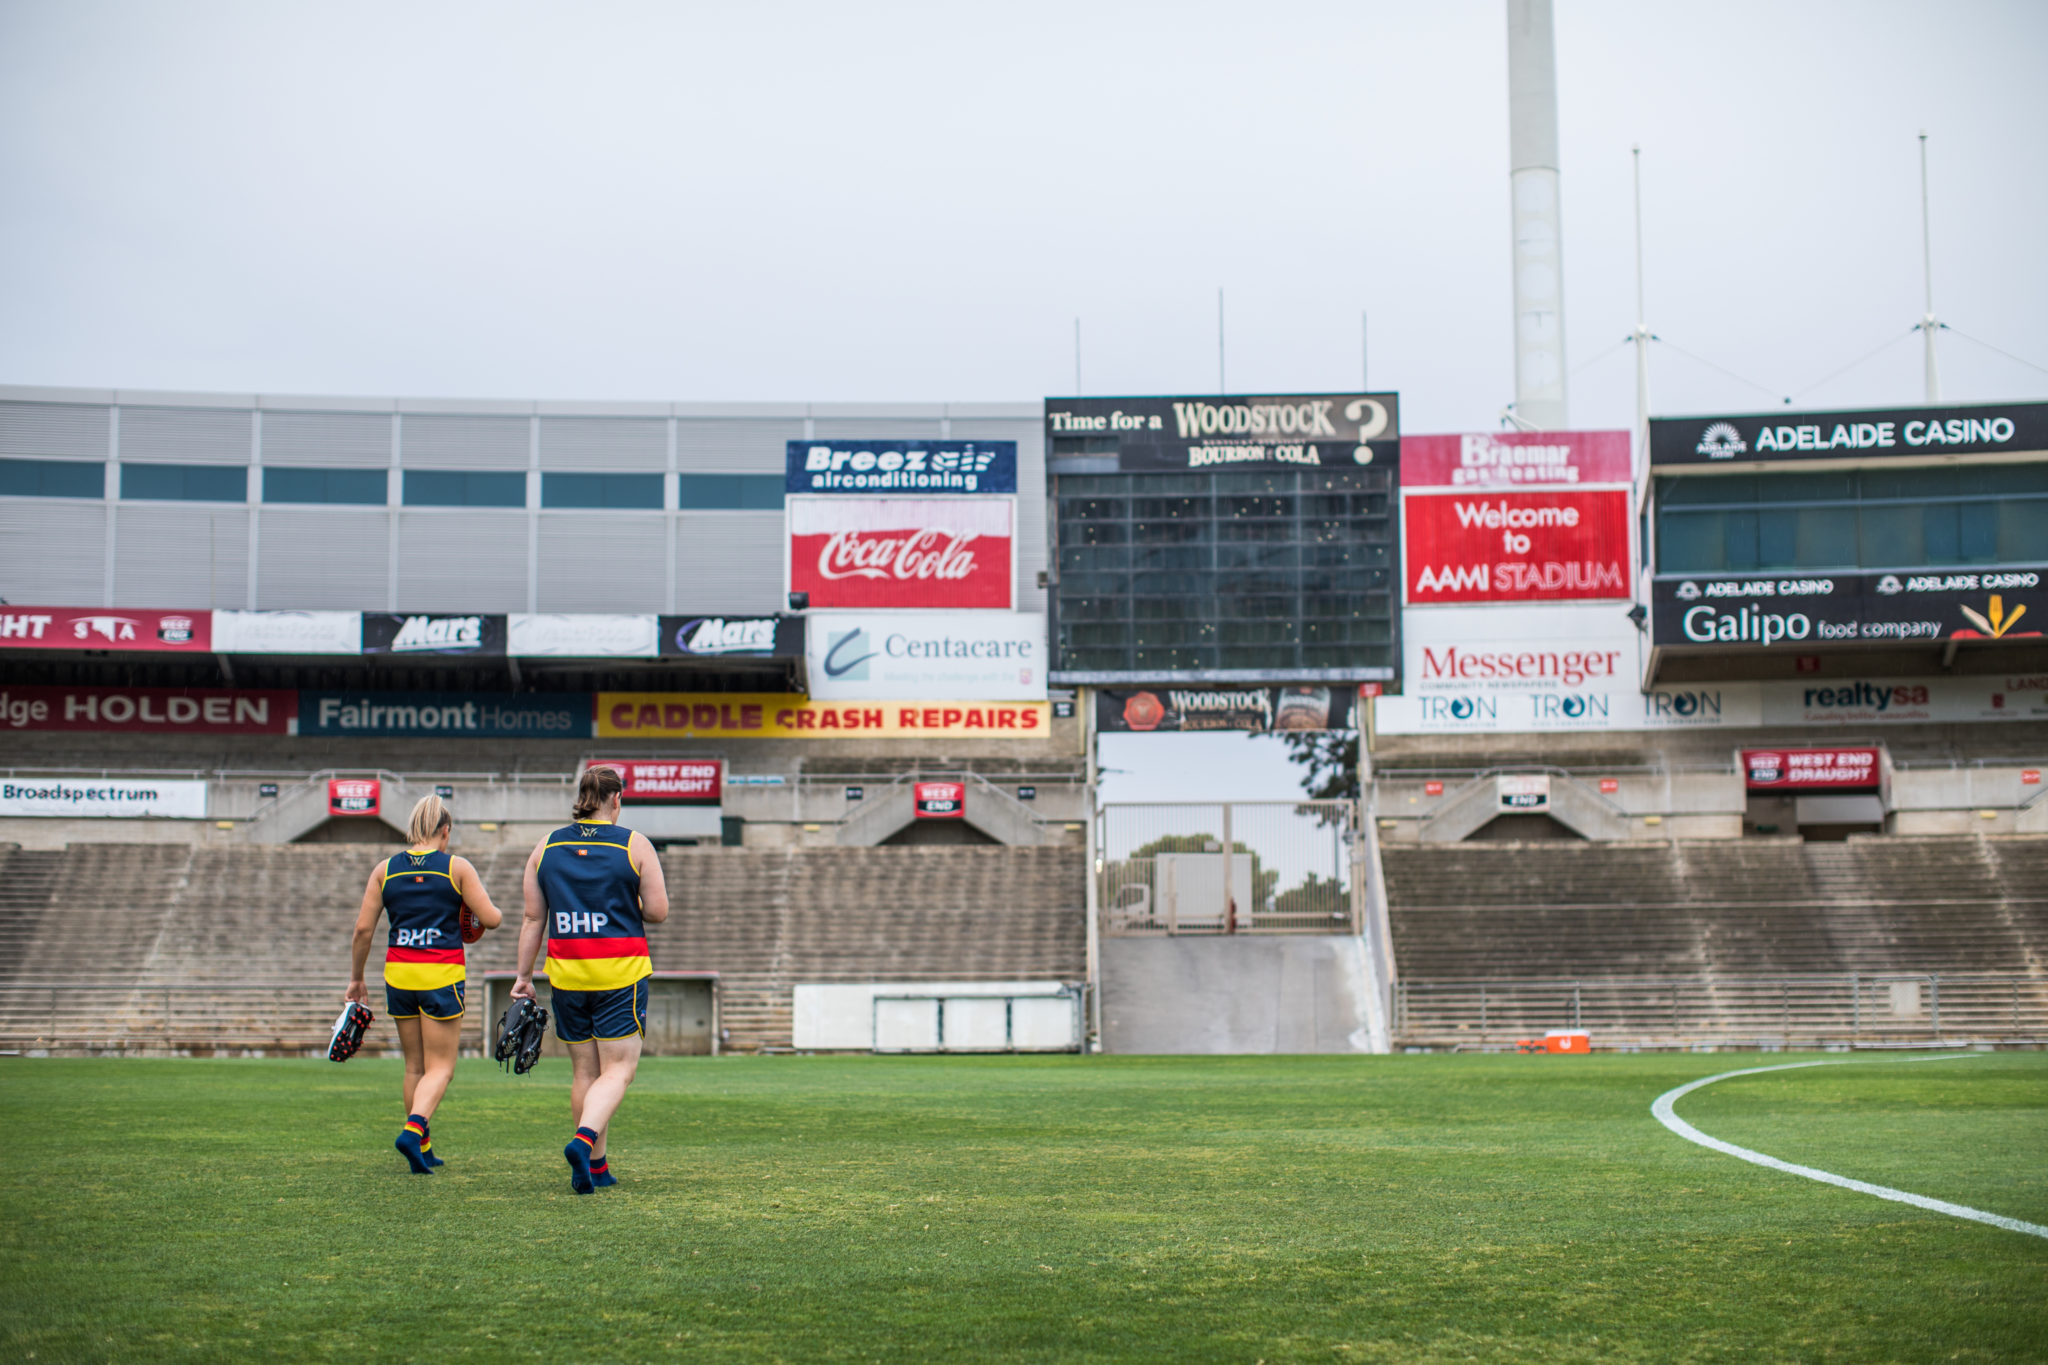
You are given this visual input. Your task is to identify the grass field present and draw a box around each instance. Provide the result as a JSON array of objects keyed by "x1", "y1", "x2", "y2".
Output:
[{"x1": 2, "y1": 1052, "x2": 2044, "y2": 1363}]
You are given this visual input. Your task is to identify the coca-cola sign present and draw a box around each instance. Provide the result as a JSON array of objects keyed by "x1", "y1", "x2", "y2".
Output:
[{"x1": 787, "y1": 497, "x2": 1014, "y2": 610}]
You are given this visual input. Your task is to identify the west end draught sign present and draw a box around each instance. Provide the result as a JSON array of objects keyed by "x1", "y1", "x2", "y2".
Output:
[{"x1": 1045, "y1": 393, "x2": 1399, "y2": 472}]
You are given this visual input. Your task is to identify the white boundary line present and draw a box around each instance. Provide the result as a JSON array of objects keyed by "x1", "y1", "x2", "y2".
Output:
[{"x1": 1651, "y1": 1055, "x2": 2048, "y2": 1242}]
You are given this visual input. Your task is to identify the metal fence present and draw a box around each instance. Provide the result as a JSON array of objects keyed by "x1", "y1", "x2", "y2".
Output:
[
  {"x1": 0, "y1": 982, "x2": 493, "y2": 1056},
  {"x1": 1395, "y1": 972, "x2": 2048, "y2": 1049},
  {"x1": 1097, "y1": 801, "x2": 1360, "y2": 935}
]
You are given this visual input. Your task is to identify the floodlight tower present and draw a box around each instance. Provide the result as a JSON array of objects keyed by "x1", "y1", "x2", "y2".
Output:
[{"x1": 1507, "y1": 0, "x2": 1568, "y2": 430}]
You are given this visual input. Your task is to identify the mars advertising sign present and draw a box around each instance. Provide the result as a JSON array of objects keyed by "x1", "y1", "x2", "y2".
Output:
[
  {"x1": 1404, "y1": 489, "x2": 1631, "y2": 603},
  {"x1": 1045, "y1": 393, "x2": 1399, "y2": 473},
  {"x1": 0, "y1": 607, "x2": 211, "y2": 651},
  {"x1": 1652, "y1": 567, "x2": 2046, "y2": 649},
  {"x1": 1401, "y1": 431, "x2": 1631, "y2": 489},
  {"x1": 787, "y1": 497, "x2": 1013, "y2": 610}
]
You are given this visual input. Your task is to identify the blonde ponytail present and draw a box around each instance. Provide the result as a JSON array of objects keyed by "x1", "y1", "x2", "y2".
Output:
[{"x1": 408, "y1": 793, "x2": 452, "y2": 845}]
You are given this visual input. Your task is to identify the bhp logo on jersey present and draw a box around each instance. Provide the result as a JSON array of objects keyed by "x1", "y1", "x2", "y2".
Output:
[
  {"x1": 555, "y1": 912, "x2": 611, "y2": 935},
  {"x1": 394, "y1": 927, "x2": 442, "y2": 947}
]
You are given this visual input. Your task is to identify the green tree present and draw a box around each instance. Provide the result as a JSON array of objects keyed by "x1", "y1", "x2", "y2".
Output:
[
  {"x1": 1274, "y1": 730, "x2": 1359, "y2": 801},
  {"x1": 1111, "y1": 833, "x2": 1279, "y2": 913}
]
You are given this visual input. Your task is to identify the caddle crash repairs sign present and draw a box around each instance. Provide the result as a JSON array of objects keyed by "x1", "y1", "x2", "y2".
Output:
[
  {"x1": 1045, "y1": 393, "x2": 1400, "y2": 472},
  {"x1": 596, "y1": 693, "x2": 1051, "y2": 738}
]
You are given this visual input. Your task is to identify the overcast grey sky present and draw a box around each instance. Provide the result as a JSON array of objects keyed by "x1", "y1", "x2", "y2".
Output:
[{"x1": 3, "y1": 0, "x2": 2045, "y2": 429}]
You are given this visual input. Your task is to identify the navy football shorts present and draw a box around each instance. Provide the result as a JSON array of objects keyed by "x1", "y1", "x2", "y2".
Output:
[
  {"x1": 386, "y1": 980, "x2": 466, "y2": 1020},
  {"x1": 552, "y1": 980, "x2": 649, "y2": 1044}
]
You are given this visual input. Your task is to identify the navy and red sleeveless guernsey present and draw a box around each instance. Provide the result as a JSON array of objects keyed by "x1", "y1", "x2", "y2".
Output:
[
  {"x1": 381, "y1": 848, "x2": 466, "y2": 991},
  {"x1": 537, "y1": 821, "x2": 652, "y2": 991}
]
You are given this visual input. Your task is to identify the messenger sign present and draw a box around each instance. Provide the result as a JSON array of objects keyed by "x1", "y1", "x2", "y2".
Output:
[{"x1": 807, "y1": 612, "x2": 1045, "y2": 701}]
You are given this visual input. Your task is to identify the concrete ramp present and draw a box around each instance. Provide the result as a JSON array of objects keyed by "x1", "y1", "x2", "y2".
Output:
[{"x1": 1101, "y1": 935, "x2": 1385, "y2": 1054}]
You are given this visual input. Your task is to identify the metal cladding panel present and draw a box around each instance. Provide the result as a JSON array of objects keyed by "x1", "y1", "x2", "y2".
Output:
[
  {"x1": 537, "y1": 512, "x2": 666, "y2": 612},
  {"x1": 812, "y1": 417, "x2": 945, "y2": 440},
  {"x1": 256, "y1": 508, "x2": 390, "y2": 608},
  {"x1": 0, "y1": 500, "x2": 107, "y2": 604},
  {"x1": 676, "y1": 419, "x2": 803, "y2": 473},
  {"x1": 675, "y1": 511, "x2": 783, "y2": 614},
  {"x1": 539, "y1": 416, "x2": 666, "y2": 470},
  {"x1": 396, "y1": 510, "x2": 529, "y2": 612},
  {"x1": 400, "y1": 413, "x2": 529, "y2": 469},
  {"x1": 0, "y1": 401, "x2": 112, "y2": 458},
  {"x1": 118, "y1": 406, "x2": 251, "y2": 465},
  {"x1": 261, "y1": 410, "x2": 390, "y2": 467},
  {"x1": 112, "y1": 504, "x2": 249, "y2": 607},
  {"x1": 955, "y1": 417, "x2": 1048, "y2": 612}
]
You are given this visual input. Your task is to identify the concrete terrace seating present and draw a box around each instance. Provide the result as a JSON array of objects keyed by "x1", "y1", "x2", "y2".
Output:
[
  {"x1": 0, "y1": 841, "x2": 1086, "y2": 1053},
  {"x1": 1383, "y1": 835, "x2": 2048, "y2": 980}
]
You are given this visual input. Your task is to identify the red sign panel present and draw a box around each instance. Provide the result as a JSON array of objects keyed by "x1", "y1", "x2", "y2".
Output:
[
  {"x1": 1400, "y1": 431, "x2": 1632, "y2": 489},
  {"x1": 587, "y1": 760, "x2": 723, "y2": 805},
  {"x1": 787, "y1": 497, "x2": 1013, "y2": 609},
  {"x1": 1599, "y1": 778, "x2": 1620, "y2": 794},
  {"x1": 2024, "y1": 769, "x2": 2041, "y2": 786},
  {"x1": 0, "y1": 686, "x2": 295, "y2": 734},
  {"x1": 329, "y1": 779, "x2": 381, "y2": 816},
  {"x1": 1742, "y1": 747, "x2": 1881, "y2": 791},
  {"x1": 914, "y1": 781, "x2": 965, "y2": 819},
  {"x1": 0, "y1": 607, "x2": 212, "y2": 652},
  {"x1": 1404, "y1": 489, "x2": 1631, "y2": 604},
  {"x1": 1423, "y1": 781, "x2": 1444, "y2": 797}
]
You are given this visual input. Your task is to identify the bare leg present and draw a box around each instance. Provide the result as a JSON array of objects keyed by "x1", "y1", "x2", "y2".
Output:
[
  {"x1": 576, "y1": 1035, "x2": 642, "y2": 1151},
  {"x1": 568, "y1": 1040, "x2": 604, "y2": 1158},
  {"x1": 409, "y1": 1015, "x2": 462, "y2": 1122},
  {"x1": 396, "y1": 1016, "x2": 424, "y2": 1114}
]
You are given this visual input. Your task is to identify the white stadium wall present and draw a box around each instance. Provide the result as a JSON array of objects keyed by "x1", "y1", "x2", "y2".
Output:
[{"x1": 0, "y1": 386, "x2": 1046, "y2": 617}]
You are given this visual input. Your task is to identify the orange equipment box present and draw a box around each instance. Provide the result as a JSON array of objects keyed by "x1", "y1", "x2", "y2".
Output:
[{"x1": 1543, "y1": 1031, "x2": 1590, "y2": 1053}]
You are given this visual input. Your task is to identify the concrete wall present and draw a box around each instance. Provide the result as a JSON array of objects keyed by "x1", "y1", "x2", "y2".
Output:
[{"x1": 1100, "y1": 935, "x2": 1383, "y2": 1054}]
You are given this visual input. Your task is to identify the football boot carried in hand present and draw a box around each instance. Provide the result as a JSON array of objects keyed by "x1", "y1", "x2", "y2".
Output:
[
  {"x1": 327, "y1": 1000, "x2": 374, "y2": 1062},
  {"x1": 495, "y1": 997, "x2": 549, "y2": 1074}
]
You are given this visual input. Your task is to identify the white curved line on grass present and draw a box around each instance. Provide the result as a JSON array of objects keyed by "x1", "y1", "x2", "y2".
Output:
[{"x1": 1651, "y1": 1056, "x2": 2048, "y2": 1242}]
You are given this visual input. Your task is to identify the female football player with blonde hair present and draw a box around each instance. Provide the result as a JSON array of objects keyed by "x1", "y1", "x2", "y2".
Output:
[{"x1": 346, "y1": 793, "x2": 502, "y2": 1173}]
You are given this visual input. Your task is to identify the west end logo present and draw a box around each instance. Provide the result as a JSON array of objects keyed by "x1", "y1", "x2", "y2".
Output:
[
  {"x1": 1695, "y1": 422, "x2": 1747, "y2": 459},
  {"x1": 823, "y1": 629, "x2": 876, "y2": 680}
]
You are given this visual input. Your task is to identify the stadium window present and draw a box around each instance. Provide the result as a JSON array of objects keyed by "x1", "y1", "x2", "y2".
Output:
[
  {"x1": 678, "y1": 473, "x2": 784, "y2": 510},
  {"x1": 541, "y1": 472, "x2": 663, "y2": 510},
  {"x1": 263, "y1": 466, "x2": 387, "y2": 505},
  {"x1": 120, "y1": 463, "x2": 248, "y2": 502},
  {"x1": 0, "y1": 457, "x2": 103, "y2": 498},
  {"x1": 404, "y1": 470, "x2": 527, "y2": 508}
]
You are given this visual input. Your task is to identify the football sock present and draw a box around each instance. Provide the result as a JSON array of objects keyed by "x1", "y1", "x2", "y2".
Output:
[
  {"x1": 420, "y1": 1127, "x2": 443, "y2": 1168},
  {"x1": 396, "y1": 1115, "x2": 432, "y2": 1175},
  {"x1": 565, "y1": 1127, "x2": 598, "y2": 1194},
  {"x1": 591, "y1": 1155, "x2": 616, "y2": 1188}
]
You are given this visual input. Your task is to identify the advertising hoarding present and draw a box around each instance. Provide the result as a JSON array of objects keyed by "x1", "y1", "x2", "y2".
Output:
[
  {"x1": 1095, "y1": 686, "x2": 1356, "y2": 733},
  {"x1": 913, "y1": 782, "x2": 965, "y2": 819},
  {"x1": 1402, "y1": 605, "x2": 1641, "y2": 697},
  {"x1": 213, "y1": 610, "x2": 362, "y2": 654},
  {"x1": 658, "y1": 615, "x2": 802, "y2": 660},
  {"x1": 508, "y1": 614, "x2": 659, "y2": 658},
  {"x1": 0, "y1": 778, "x2": 209, "y2": 819},
  {"x1": 1650, "y1": 401, "x2": 2048, "y2": 467},
  {"x1": 1401, "y1": 431, "x2": 1631, "y2": 489},
  {"x1": 1404, "y1": 489, "x2": 1632, "y2": 603},
  {"x1": 1497, "y1": 775, "x2": 1551, "y2": 810},
  {"x1": 328, "y1": 779, "x2": 380, "y2": 816},
  {"x1": 786, "y1": 440, "x2": 1016, "y2": 496},
  {"x1": 0, "y1": 686, "x2": 295, "y2": 734},
  {"x1": 0, "y1": 607, "x2": 211, "y2": 651},
  {"x1": 806, "y1": 612, "x2": 1046, "y2": 701},
  {"x1": 1651, "y1": 567, "x2": 2045, "y2": 649},
  {"x1": 1045, "y1": 393, "x2": 1399, "y2": 473},
  {"x1": 586, "y1": 760, "x2": 723, "y2": 805},
  {"x1": 299, "y1": 692, "x2": 591, "y2": 738},
  {"x1": 1742, "y1": 748, "x2": 1881, "y2": 790},
  {"x1": 1372, "y1": 672, "x2": 2048, "y2": 734},
  {"x1": 595, "y1": 693, "x2": 1049, "y2": 739},
  {"x1": 362, "y1": 614, "x2": 506, "y2": 656},
  {"x1": 786, "y1": 497, "x2": 1014, "y2": 610}
]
